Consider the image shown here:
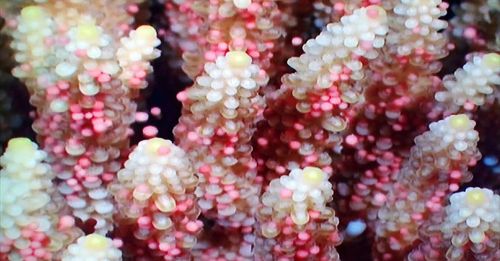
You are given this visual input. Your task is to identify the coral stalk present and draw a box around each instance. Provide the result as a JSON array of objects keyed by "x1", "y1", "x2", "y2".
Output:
[
  {"x1": 174, "y1": 51, "x2": 267, "y2": 232},
  {"x1": 373, "y1": 114, "x2": 481, "y2": 260}
]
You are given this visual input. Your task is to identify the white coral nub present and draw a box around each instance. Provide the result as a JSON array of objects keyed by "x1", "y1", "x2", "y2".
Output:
[
  {"x1": 117, "y1": 25, "x2": 161, "y2": 89},
  {"x1": 116, "y1": 137, "x2": 197, "y2": 211},
  {"x1": 428, "y1": 114, "x2": 478, "y2": 152},
  {"x1": 0, "y1": 138, "x2": 53, "y2": 240},
  {"x1": 261, "y1": 167, "x2": 333, "y2": 226},
  {"x1": 443, "y1": 188, "x2": 500, "y2": 245},
  {"x1": 436, "y1": 53, "x2": 500, "y2": 110},
  {"x1": 192, "y1": 50, "x2": 267, "y2": 118},
  {"x1": 62, "y1": 234, "x2": 122, "y2": 261}
]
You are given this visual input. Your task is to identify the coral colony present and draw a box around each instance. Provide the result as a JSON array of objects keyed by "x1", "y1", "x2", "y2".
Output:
[{"x1": 0, "y1": 1, "x2": 499, "y2": 261}]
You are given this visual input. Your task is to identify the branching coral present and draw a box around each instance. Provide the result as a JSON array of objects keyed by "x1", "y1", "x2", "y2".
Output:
[
  {"x1": 0, "y1": 1, "x2": 499, "y2": 260},
  {"x1": 449, "y1": 0, "x2": 499, "y2": 52}
]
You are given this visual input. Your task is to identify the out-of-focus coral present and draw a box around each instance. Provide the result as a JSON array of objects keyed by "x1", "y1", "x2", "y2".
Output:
[
  {"x1": 61, "y1": 233, "x2": 122, "y2": 261},
  {"x1": 164, "y1": 0, "x2": 291, "y2": 81},
  {"x1": 449, "y1": 0, "x2": 499, "y2": 52},
  {"x1": 7, "y1": 3, "x2": 160, "y2": 233},
  {"x1": 253, "y1": 5, "x2": 388, "y2": 183},
  {"x1": 111, "y1": 138, "x2": 201, "y2": 260},
  {"x1": 408, "y1": 187, "x2": 500, "y2": 260},
  {"x1": 255, "y1": 167, "x2": 342, "y2": 260},
  {"x1": 373, "y1": 114, "x2": 481, "y2": 260},
  {"x1": 174, "y1": 51, "x2": 267, "y2": 240},
  {"x1": 0, "y1": 138, "x2": 81, "y2": 261}
]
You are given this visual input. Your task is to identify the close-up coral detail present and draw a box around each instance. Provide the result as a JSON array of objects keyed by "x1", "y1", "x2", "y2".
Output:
[{"x1": 0, "y1": 0, "x2": 498, "y2": 261}]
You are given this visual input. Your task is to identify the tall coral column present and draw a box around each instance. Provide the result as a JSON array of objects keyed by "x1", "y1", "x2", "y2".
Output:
[
  {"x1": 373, "y1": 114, "x2": 481, "y2": 260},
  {"x1": 333, "y1": 0, "x2": 450, "y2": 224},
  {"x1": 253, "y1": 5, "x2": 388, "y2": 183},
  {"x1": 9, "y1": 3, "x2": 160, "y2": 233},
  {"x1": 173, "y1": 51, "x2": 268, "y2": 258}
]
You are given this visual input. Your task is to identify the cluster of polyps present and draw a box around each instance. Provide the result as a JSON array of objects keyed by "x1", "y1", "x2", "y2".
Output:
[
  {"x1": 255, "y1": 167, "x2": 341, "y2": 260},
  {"x1": 0, "y1": 138, "x2": 81, "y2": 261},
  {"x1": 9, "y1": 2, "x2": 159, "y2": 234},
  {"x1": 111, "y1": 138, "x2": 201, "y2": 260},
  {"x1": 436, "y1": 53, "x2": 500, "y2": 113},
  {"x1": 388, "y1": 0, "x2": 449, "y2": 62},
  {"x1": 253, "y1": 5, "x2": 388, "y2": 183},
  {"x1": 409, "y1": 188, "x2": 500, "y2": 260},
  {"x1": 374, "y1": 114, "x2": 481, "y2": 259}
]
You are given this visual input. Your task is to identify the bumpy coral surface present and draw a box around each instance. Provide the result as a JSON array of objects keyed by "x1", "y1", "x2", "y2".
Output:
[{"x1": 0, "y1": 1, "x2": 499, "y2": 261}]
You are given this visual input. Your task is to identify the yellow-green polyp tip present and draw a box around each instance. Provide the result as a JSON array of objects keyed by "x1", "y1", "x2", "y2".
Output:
[
  {"x1": 84, "y1": 234, "x2": 109, "y2": 251},
  {"x1": 77, "y1": 23, "x2": 100, "y2": 43},
  {"x1": 449, "y1": 114, "x2": 470, "y2": 131},
  {"x1": 302, "y1": 167, "x2": 324, "y2": 185},
  {"x1": 136, "y1": 25, "x2": 157, "y2": 40},
  {"x1": 483, "y1": 53, "x2": 500, "y2": 69},
  {"x1": 21, "y1": 6, "x2": 44, "y2": 21},
  {"x1": 146, "y1": 138, "x2": 167, "y2": 154},
  {"x1": 466, "y1": 190, "x2": 487, "y2": 207},
  {"x1": 226, "y1": 51, "x2": 252, "y2": 69},
  {"x1": 8, "y1": 138, "x2": 34, "y2": 153}
]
